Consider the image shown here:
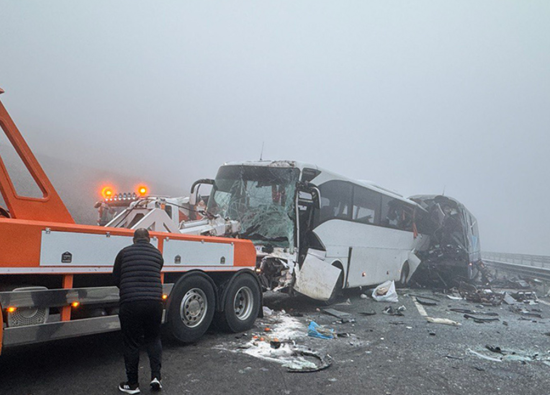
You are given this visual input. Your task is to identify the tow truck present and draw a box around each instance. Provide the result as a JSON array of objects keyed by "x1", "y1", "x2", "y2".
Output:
[{"x1": 0, "y1": 88, "x2": 262, "y2": 355}]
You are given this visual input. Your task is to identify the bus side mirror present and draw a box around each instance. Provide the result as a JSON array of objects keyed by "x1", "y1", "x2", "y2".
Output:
[
  {"x1": 190, "y1": 179, "x2": 214, "y2": 206},
  {"x1": 298, "y1": 183, "x2": 321, "y2": 209}
]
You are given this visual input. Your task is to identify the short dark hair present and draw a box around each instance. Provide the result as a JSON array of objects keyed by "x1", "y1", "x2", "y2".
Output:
[{"x1": 133, "y1": 228, "x2": 150, "y2": 242}]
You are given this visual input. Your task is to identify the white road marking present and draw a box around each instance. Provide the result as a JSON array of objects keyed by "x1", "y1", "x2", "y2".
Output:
[{"x1": 412, "y1": 296, "x2": 461, "y2": 326}]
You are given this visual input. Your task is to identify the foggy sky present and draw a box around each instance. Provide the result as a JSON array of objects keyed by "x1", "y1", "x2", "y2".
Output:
[{"x1": 1, "y1": 1, "x2": 549, "y2": 255}]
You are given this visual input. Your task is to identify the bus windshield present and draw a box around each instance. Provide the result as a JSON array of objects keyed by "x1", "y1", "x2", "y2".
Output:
[{"x1": 208, "y1": 165, "x2": 300, "y2": 247}]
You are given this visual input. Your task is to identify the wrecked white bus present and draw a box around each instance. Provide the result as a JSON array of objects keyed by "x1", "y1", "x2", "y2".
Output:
[
  {"x1": 192, "y1": 161, "x2": 430, "y2": 303},
  {"x1": 409, "y1": 195, "x2": 482, "y2": 285}
]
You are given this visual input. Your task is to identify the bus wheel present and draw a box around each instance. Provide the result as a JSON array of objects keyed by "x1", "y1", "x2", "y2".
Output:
[
  {"x1": 168, "y1": 275, "x2": 215, "y2": 343},
  {"x1": 397, "y1": 261, "x2": 410, "y2": 287},
  {"x1": 217, "y1": 274, "x2": 261, "y2": 333}
]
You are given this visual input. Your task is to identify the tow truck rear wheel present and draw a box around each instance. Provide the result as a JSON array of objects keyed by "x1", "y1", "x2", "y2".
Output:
[
  {"x1": 216, "y1": 273, "x2": 261, "y2": 333},
  {"x1": 167, "y1": 275, "x2": 215, "y2": 343}
]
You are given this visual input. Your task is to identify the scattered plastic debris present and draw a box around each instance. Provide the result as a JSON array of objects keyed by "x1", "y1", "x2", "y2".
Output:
[
  {"x1": 359, "y1": 310, "x2": 376, "y2": 316},
  {"x1": 308, "y1": 321, "x2": 335, "y2": 339},
  {"x1": 468, "y1": 348, "x2": 502, "y2": 362},
  {"x1": 459, "y1": 283, "x2": 504, "y2": 306},
  {"x1": 372, "y1": 281, "x2": 398, "y2": 303},
  {"x1": 511, "y1": 291, "x2": 538, "y2": 303},
  {"x1": 509, "y1": 305, "x2": 543, "y2": 318},
  {"x1": 503, "y1": 292, "x2": 519, "y2": 305},
  {"x1": 449, "y1": 309, "x2": 498, "y2": 316},
  {"x1": 485, "y1": 345, "x2": 503, "y2": 354},
  {"x1": 285, "y1": 349, "x2": 333, "y2": 373},
  {"x1": 414, "y1": 296, "x2": 438, "y2": 306},
  {"x1": 464, "y1": 314, "x2": 500, "y2": 323},
  {"x1": 383, "y1": 305, "x2": 406, "y2": 316},
  {"x1": 426, "y1": 317, "x2": 461, "y2": 326},
  {"x1": 468, "y1": 348, "x2": 550, "y2": 364},
  {"x1": 322, "y1": 308, "x2": 353, "y2": 320}
]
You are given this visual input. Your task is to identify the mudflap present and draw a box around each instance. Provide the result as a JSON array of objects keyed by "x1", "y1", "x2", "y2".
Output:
[{"x1": 293, "y1": 254, "x2": 341, "y2": 301}]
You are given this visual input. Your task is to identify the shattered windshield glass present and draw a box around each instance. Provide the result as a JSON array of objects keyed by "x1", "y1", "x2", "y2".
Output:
[{"x1": 208, "y1": 165, "x2": 300, "y2": 247}]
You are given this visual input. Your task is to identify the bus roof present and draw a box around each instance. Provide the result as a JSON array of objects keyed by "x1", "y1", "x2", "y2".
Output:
[{"x1": 221, "y1": 160, "x2": 421, "y2": 208}]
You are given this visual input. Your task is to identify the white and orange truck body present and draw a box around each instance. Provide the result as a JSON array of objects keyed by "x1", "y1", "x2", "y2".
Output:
[{"x1": 0, "y1": 89, "x2": 261, "y2": 354}]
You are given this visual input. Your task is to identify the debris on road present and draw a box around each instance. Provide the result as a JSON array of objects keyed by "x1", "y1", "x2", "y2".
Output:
[
  {"x1": 322, "y1": 308, "x2": 353, "y2": 320},
  {"x1": 511, "y1": 291, "x2": 538, "y2": 303},
  {"x1": 468, "y1": 348, "x2": 550, "y2": 364},
  {"x1": 503, "y1": 292, "x2": 519, "y2": 305},
  {"x1": 221, "y1": 310, "x2": 335, "y2": 373},
  {"x1": 485, "y1": 345, "x2": 503, "y2": 354},
  {"x1": 426, "y1": 317, "x2": 461, "y2": 326},
  {"x1": 285, "y1": 348, "x2": 333, "y2": 373},
  {"x1": 372, "y1": 281, "x2": 398, "y2": 303},
  {"x1": 359, "y1": 310, "x2": 377, "y2": 316},
  {"x1": 414, "y1": 296, "x2": 438, "y2": 306},
  {"x1": 463, "y1": 314, "x2": 500, "y2": 323},
  {"x1": 383, "y1": 306, "x2": 406, "y2": 316},
  {"x1": 308, "y1": 321, "x2": 335, "y2": 339},
  {"x1": 508, "y1": 305, "x2": 543, "y2": 319},
  {"x1": 459, "y1": 286, "x2": 504, "y2": 306},
  {"x1": 449, "y1": 309, "x2": 499, "y2": 316},
  {"x1": 468, "y1": 348, "x2": 502, "y2": 362}
]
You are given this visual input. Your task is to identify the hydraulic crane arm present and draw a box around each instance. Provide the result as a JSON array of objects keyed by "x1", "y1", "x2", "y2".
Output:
[{"x1": 0, "y1": 88, "x2": 74, "y2": 223}]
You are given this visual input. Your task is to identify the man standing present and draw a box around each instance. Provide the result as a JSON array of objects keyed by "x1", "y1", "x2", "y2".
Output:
[{"x1": 113, "y1": 228, "x2": 164, "y2": 394}]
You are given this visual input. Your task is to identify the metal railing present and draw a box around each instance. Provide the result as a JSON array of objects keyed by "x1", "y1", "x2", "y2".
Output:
[
  {"x1": 482, "y1": 251, "x2": 550, "y2": 281},
  {"x1": 482, "y1": 252, "x2": 550, "y2": 270}
]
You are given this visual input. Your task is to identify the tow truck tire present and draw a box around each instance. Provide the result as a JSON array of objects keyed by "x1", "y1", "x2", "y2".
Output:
[
  {"x1": 217, "y1": 274, "x2": 261, "y2": 333},
  {"x1": 167, "y1": 275, "x2": 216, "y2": 343}
]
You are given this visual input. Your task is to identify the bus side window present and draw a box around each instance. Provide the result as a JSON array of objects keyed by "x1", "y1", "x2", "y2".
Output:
[
  {"x1": 399, "y1": 205, "x2": 414, "y2": 231},
  {"x1": 352, "y1": 186, "x2": 381, "y2": 225},
  {"x1": 314, "y1": 181, "x2": 352, "y2": 226},
  {"x1": 381, "y1": 197, "x2": 400, "y2": 228}
]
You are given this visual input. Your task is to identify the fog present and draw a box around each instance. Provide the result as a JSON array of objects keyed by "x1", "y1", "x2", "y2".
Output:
[{"x1": 1, "y1": 1, "x2": 549, "y2": 255}]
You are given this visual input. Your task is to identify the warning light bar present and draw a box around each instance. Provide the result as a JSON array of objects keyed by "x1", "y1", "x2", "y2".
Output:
[
  {"x1": 100, "y1": 185, "x2": 151, "y2": 207},
  {"x1": 138, "y1": 185, "x2": 148, "y2": 196},
  {"x1": 101, "y1": 186, "x2": 114, "y2": 199}
]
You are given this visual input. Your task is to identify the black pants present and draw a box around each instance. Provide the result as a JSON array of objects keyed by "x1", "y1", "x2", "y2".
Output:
[{"x1": 119, "y1": 300, "x2": 163, "y2": 384}]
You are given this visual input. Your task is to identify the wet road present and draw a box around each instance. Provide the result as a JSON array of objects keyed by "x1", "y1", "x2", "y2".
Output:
[{"x1": 1, "y1": 287, "x2": 550, "y2": 395}]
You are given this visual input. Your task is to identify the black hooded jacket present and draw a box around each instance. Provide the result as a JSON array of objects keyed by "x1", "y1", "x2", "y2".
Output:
[{"x1": 113, "y1": 239, "x2": 164, "y2": 305}]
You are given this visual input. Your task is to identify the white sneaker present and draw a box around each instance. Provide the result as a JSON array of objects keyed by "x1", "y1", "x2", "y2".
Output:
[
  {"x1": 119, "y1": 382, "x2": 140, "y2": 394},
  {"x1": 150, "y1": 377, "x2": 162, "y2": 391}
]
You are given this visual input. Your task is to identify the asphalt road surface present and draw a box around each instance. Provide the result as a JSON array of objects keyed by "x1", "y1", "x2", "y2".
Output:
[{"x1": 1, "y1": 287, "x2": 550, "y2": 395}]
